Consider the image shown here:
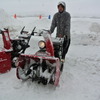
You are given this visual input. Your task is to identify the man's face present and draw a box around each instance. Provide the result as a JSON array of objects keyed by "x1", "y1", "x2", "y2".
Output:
[{"x1": 58, "y1": 5, "x2": 64, "y2": 13}]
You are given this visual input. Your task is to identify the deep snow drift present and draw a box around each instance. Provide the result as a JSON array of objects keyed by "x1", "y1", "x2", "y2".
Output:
[{"x1": 0, "y1": 9, "x2": 100, "y2": 100}]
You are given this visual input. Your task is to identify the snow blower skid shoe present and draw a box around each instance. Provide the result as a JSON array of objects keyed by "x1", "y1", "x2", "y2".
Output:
[{"x1": 16, "y1": 30, "x2": 65, "y2": 86}]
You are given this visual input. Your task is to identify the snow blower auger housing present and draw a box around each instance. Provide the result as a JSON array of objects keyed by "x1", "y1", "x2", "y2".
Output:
[{"x1": 16, "y1": 30, "x2": 64, "y2": 86}]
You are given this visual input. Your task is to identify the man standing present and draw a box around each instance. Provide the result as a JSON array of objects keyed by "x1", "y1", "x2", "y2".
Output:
[{"x1": 50, "y1": 1, "x2": 71, "y2": 62}]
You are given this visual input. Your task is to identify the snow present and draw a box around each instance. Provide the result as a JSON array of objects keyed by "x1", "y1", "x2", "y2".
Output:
[
  {"x1": 0, "y1": 9, "x2": 100, "y2": 100},
  {"x1": 0, "y1": 9, "x2": 22, "y2": 33}
]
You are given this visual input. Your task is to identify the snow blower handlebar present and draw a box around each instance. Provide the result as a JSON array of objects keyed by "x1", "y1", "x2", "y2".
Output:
[
  {"x1": 0, "y1": 30, "x2": 3, "y2": 34},
  {"x1": 20, "y1": 26, "x2": 28, "y2": 34},
  {"x1": 20, "y1": 26, "x2": 37, "y2": 35},
  {"x1": 38, "y1": 29, "x2": 51, "y2": 36},
  {"x1": 21, "y1": 27, "x2": 37, "y2": 53},
  {"x1": 27, "y1": 27, "x2": 36, "y2": 43},
  {"x1": 43, "y1": 29, "x2": 51, "y2": 34},
  {"x1": 31, "y1": 27, "x2": 37, "y2": 36}
]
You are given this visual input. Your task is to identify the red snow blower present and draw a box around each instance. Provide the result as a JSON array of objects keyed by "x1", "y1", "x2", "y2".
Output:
[
  {"x1": 0, "y1": 27, "x2": 34, "y2": 73},
  {"x1": 0, "y1": 27, "x2": 65, "y2": 86},
  {"x1": 16, "y1": 29, "x2": 65, "y2": 86}
]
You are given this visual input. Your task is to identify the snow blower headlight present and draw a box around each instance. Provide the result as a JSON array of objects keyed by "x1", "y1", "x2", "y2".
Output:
[{"x1": 38, "y1": 41, "x2": 46, "y2": 49}]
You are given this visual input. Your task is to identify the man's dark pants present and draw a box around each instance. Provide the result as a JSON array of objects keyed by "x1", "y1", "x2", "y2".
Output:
[{"x1": 62, "y1": 37, "x2": 70, "y2": 59}]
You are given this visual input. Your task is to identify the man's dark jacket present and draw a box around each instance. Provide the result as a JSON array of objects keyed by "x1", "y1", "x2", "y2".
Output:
[{"x1": 50, "y1": 10, "x2": 71, "y2": 39}]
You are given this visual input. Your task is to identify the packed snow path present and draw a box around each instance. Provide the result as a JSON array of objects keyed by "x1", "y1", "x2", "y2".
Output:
[{"x1": 0, "y1": 45, "x2": 100, "y2": 100}]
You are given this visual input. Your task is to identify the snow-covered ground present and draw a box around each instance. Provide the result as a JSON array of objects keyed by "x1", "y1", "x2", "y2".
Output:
[{"x1": 0, "y1": 9, "x2": 100, "y2": 100}]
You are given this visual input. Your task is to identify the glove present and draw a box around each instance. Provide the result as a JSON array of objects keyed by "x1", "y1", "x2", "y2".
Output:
[
  {"x1": 47, "y1": 30, "x2": 51, "y2": 35},
  {"x1": 57, "y1": 34, "x2": 63, "y2": 38}
]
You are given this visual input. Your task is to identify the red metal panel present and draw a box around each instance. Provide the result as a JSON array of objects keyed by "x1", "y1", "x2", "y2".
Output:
[
  {"x1": 0, "y1": 51, "x2": 11, "y2": 73},
  {"x1": 2, "y1": 31, "x2": 12, "y2": 50},
  {"x1": 43, "y1": 33, "x2": 54, "y2": 57}
]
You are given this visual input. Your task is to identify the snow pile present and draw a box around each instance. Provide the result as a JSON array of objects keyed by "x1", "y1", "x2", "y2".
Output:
[
  {"x1": 71, "y1": 18, "x2": 100, "y2": 46},
  {"x1": 0, "y1": 9, "x2": 23, "y2": 34},
  {"x1": 0, "y1": 9, "x2": 15, "y2": 29},
  {"x1": 89, "y1": 22, "x2": 100, "y2": 33}
]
